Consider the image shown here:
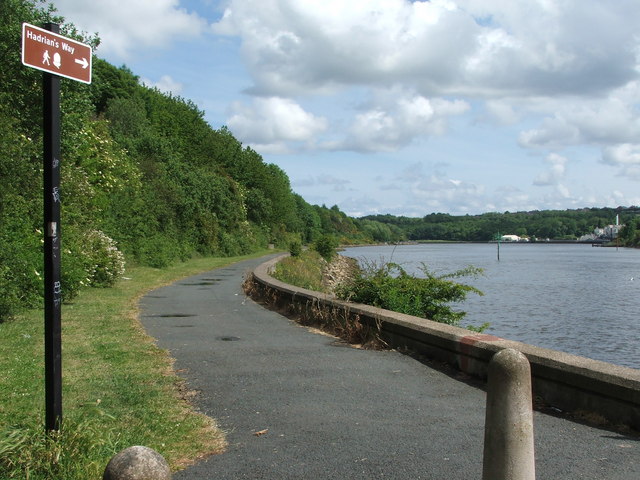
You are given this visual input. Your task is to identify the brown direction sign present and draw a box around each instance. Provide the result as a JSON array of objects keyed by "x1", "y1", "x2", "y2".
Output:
[{"x1": 22, "y1": 23, "x2": 92, "y2": 84}]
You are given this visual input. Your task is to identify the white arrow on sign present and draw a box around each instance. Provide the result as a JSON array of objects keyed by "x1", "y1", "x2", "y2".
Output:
[{"x1": 74, "y1": 57, "x2": 89, "y2": 69}]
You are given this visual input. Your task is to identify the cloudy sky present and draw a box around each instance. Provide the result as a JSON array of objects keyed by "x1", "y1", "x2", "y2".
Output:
[{"x1": 49, "y1": 0, "x2": 640, "y2": 217}]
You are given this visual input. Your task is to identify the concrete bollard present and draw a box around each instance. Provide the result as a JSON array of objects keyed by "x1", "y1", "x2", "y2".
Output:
[
  {"x1": 482, "y1": 348, "x2": 535, "y2": 480},
  {"x1": 103, "y1": 445, "x2": 172, "y2": 480}
]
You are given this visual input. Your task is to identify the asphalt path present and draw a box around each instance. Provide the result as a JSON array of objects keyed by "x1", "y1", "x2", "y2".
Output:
[{"x1": 140, "y1": 255, "x2": 639, "y2": 479}]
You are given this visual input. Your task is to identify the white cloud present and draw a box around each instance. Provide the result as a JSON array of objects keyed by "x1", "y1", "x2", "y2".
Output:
[
  {"x1": 338, "y1": 89, "x2": 469, "y2": 152},
  {"x1": 213, "y1": 0, "x2": 640, "y2": 171},
  {"x1": 212, "y1": 0, "x2": 477, "y2": 96},
  {"x1": 533, "y1": 153, "x2": 567, "y2": 186},
  {"x1": 493, "y1": 186, "x2": 534, "y2": 213},
  {"x1": 226, "y1": 97, "x2": 328, "y2": 151},
  {"x1": 519, "y1": 88, "x2": 640, "y2": 149},
  {"x1": 384, "y1": 162, "x2": 491, "y2": 214},
  {"x1": 458, "y1": 0, "x2": 640, "y2": 95},
  {"x1": 532, "y1": 153, "x2": 572, "y2": 201},
  {"x1": 602, "y1": 144, "x2": 640, "y2": 180},
  {"x1": 213, "y1": 0, "x2": 640, "y2": 98},
  {"x1": 226, "y1": 88, "x2": 467, "y2": 153},
  {"x1": 140, "y1": 75, "x2": 183, "y2": 95},
  {"x1": 519, "y1": 118, "x2": 580, "y2": 149},
  {"x1": 484, "y1": 100, "x2": 521, "y2": 125},
  {"x1": 51, "y1": 0, "x2": 207, "y2": 58},
  {"x1": 412, "y1": 175, "x2": 485, "y2": 203},
  {"x1": 293, "y1": 175, "x2": 351, "y2": 193},
  {"x1": 338, "y1": 194, "x2": 387, "y2": 218}
]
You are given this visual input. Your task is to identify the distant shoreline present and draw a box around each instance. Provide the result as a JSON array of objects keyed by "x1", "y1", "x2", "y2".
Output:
[{"x1": 344, "y1": 239, "x2": 621, "y2": 247}]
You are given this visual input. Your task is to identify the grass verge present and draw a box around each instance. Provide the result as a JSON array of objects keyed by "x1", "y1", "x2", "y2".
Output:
[
  {"x1": 0, "y1": 250, "x2": 272, "y2": 479},
  {"x1": 271, "y1": 250, "x2": 328, "y2": 292}
]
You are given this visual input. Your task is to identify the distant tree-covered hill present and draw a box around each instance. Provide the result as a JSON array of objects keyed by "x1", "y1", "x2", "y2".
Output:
[{"x1": 363, "y1": 207, "x2": 640, "y2": 244}]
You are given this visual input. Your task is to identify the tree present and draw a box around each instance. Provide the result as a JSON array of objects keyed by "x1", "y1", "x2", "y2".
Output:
[
  {"x1": 314, "y1": 235, "x2": 339, "y2": 261},
  {"x1": 619, "y1": 218, "x2": 639, "y2": 246}
]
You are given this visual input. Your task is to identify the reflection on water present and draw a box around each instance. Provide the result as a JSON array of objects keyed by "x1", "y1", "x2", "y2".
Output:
[{"x1": 342, "y1": 243, "x2": 640, "y2": 369}]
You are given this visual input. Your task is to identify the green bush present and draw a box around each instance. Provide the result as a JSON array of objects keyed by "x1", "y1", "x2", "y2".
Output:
[
  {"x1": 313, "y1": 235, "x2": 338, "y2": 261},
  {"x1": 336, "y1": 261, "x2": 484, "y2": 327},
  {"x1": 289, "y1": 240, "x2": 302, "y2": 257},
  {"x1": 0, "y1": 200, "x2": 44, "y2": 321},
  {"x1": 136, "y1": 234, "x2": 184, "y2": 269}
]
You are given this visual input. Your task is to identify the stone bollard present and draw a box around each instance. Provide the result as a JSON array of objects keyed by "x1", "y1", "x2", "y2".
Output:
[
  {"x1": 103, "y1": 445, "x2": 172, "y2": 480},
  {"x1": 482, "y1": 348, "x2": 535, "y2": 480}
]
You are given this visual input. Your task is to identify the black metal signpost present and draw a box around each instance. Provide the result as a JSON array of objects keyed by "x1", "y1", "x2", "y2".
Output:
[
  {"x1": 22, "y1": 21, "x2": 92, "y2": 432},
  {"x1": 42, "y1": 22, "x2": 63, "y2": 432}
]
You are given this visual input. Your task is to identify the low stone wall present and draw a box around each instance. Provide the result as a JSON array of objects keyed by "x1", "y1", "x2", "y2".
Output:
[{"x1": 249, "y1": 255, "x2": 640, "y2": 431}]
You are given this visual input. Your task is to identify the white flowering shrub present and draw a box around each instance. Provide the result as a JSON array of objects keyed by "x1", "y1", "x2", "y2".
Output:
[
  {"x1": 64, "y1": 228, "x2": 126, "y2": 292},
  {"x1": 81, "y1": 230, "x2": 126, "y2": 287}
]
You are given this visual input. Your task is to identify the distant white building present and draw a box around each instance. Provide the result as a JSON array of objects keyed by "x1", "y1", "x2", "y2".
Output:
[
  {"x1": 604, "y1": 224, "x2": 622, "y2": 238},
  {"x1": 501, "y1": 234, "x2": 528, "y2": 242},
  {"x1": 579, "y1": 224, "x2": 624, "y2": 242}
]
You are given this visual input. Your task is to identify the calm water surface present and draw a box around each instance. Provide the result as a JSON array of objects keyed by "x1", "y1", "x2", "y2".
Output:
[{"x1": 342, "y1": 243, "x2": 640, "y2": 369}]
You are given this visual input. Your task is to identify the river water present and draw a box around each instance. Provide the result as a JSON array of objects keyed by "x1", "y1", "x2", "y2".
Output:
[{"x1": 342, "y1": 243, "x2": 640, "y2": 369}]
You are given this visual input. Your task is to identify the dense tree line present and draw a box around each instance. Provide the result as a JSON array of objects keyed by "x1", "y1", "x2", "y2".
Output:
[
  {"x1": 364, "y1": 207, "x2": 640, "y2": 245},
  {"x1": 0, "y1": 0, "x2": 379, "y2": 320}
]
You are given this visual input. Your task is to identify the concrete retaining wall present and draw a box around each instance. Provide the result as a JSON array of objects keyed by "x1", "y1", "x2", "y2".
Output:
[{"x1": 249, "y1": 255, "x2": 640, "y2": 431}]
